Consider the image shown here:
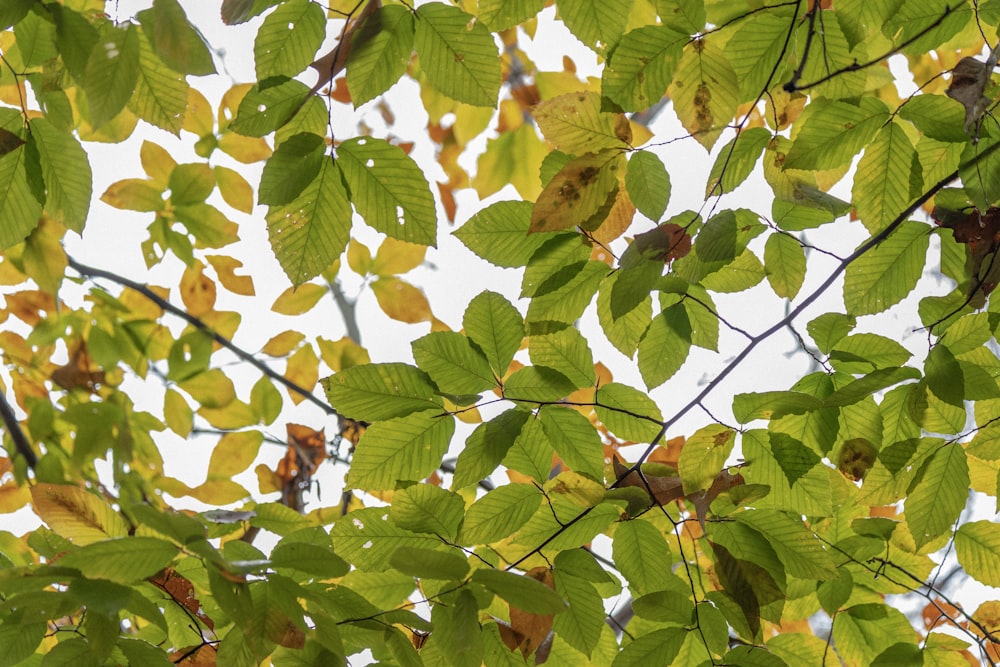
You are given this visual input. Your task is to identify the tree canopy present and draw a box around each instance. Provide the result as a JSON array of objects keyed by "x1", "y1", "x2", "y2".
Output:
[{"x1": 3, "y1": 0, "x2": 1000, "y2": 664}]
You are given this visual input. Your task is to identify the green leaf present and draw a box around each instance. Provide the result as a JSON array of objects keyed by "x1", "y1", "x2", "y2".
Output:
[
  {"x1": 807, "y1": 313, "x2": 856, "y2": 354},
  {"x1": 656, "y1": 0, "x2": 704, "y2": 34},
  {"x1": 926, "y1": 344, "x2": 964, "y2": 406},
  {"x1": 852, "y1": 121, "x2": 922, "y2": 234},
  {"x1": 231, "y1": 77, "x2": 310, "y2": 137},
  {"x1": 458, "y1": 483, "x2": 542, "y2": 545},
  {"x1": 28, "y1": 117, "x2": 91, "y2": 233},
  {"x1": 613, "y1": 520, "x2": 679, "y2": 596},
  {"x1": 733, "y1": 510, "x2": 836, "y2": 580},
  {"x1": 463, "y1": 291, "x2": 524, "y2": 376},
  {"x1": 595, "y1": 382, "x2": 663, "y2": 442},
  {"x1": 259, "y1": 132, "x2": 325, "y2": 206},
  {"x1": 431, "y1": 589, "x2": 483, "y2": 667},
  {"x1": 414, "y1": 2, "x2": 500, "y2": 107},
  {"x1": 699, "y1": 249, "x2": 765, "y2": 292},
  {"x1": 453, "y1": 409, "x2": 530, "y2": 489},
  {"x1": 322, "y1": 362, "x2": 441, "y2": 422},
  {"x1": 553, "y1": 572, "x2": 606, "y2": 657},
  {"x1": 472, "y1": 569, "x2": 567, "y2": 614},
  {"x1": 955, "y1": 520, "x2": 1000, "y2": 587},
  {"x1": 346, "y1": 5, "x2": 415, "y2": 107},
  {"x1": 677, "y1": 424, "x2": 734, "y2": 494},
  {"x1": 390, "y1": 546, "x2": 469, "y2": 580},
  {"x1": 454, "y1": 200, "x2": 548, "y2": 268},
  {"x1": 961, "y1": 131, "x2": 1000, "y2": 210},
  {"x1": 637, "y1": 303, "x2": 691, "y2": 389},
  {"x1": 477, "y1": 0, "x2": 545, "y2": 30},
  {"x1": 882, "y1": 2, "x2": 969, "y2": 55},
  {"x1": 668, "y1": 38, "x2": 738, "y2": 151},
  {"x1": 529, "y1": 327, "x2": 595, "y2": 389},
  {"x1": 59, "y1": 537, "x2": 178, "y2": 583},
  {"x1": 784, "y1": 98, "x2": 889, "y2": 171},
  {"x1": 832, "y1": 604, "x2": 915, "y2": 667},
  {"x1": 539, "y1": 406, "x2": 604, "y2": 480},
  {"x1": 843, "y1": 221, "x2": 930, "y2": 316},
  {"x1": 336, "y1": 136, "x2": 437, "y2": 245},
  {"x1": 391, "y1": 484, "x2": 466, "y2": 538},
  {"x1": 732, "y1": 391, "x2": 822, "y2": 423},
  {"x1": 412, "y1": 331, "x2": 496, "y2": 396},
  {"x1": 0, "y1": 0, "x2": 33, "y2": 30},
  {"x1": 612, "y1": 628, "x2": 686, "y2": 667},
  {"x1": 474, "y1": 123, "x2": 549, "y2": 201},
  {"x1": 742, "y1": 429, "x2": 833, "y2": 516},
  {"x1": 534, "y1": 91, "x2": 630, "y2": 154},
  {"x1": 271, "y1": 541, "x2": 350, "y2": 578},
  {"x1": 706, "y1": 127, "x2": 770, "y2": 197},
  {"x1": 130, "y1": 28, "x2": 188, "y2": 134},
  {"x1": 0, "y1": 112, "x2": 42, "y2": 249},
  {"x1": 526, "y1": 260, "x2": 606, "y2": 324},
  {"x1": 138, "y1": 0, "x2": 216, "y2": 76},
  {"x1": 558, "y1": 0, "x2": 632, "y2": 54},
  {"x1": 829, "y1": 333, "x2": 912, "y2": 373},
  {"x1": 763, "y1": 232, "x2": 806, "y2": 299},
  {"x1": 504, "y1": 365, "x2": 577, "y2": 402},
  {"x1": 906, "y1": 443, "x2": 968, "y2": 550},
  {"x1": 522, "y1": 233, "x2": 592, "y2": 297},
  {"x1": 347, "y1": 411, "x2": 455, "y2": 491},
  {"x1": 51, "y1": 5, "x2": 99, "y2": 82},
  {"x1": 899, "y1": 94, "x2": 967, "y2": 143},
  {"x1": 626, "y1": 151, "x2": 671, "y2": 221},
  {"x1": 254, "y1": 0, "x2": 324, "y2": 79},
  {"x1": 598, "y1": 270, "x2": 652, "y2": 357},
  {"x1": 83, "y1": 24, "x2": 140, "y2": 128},
  {"x1": 266, "y1": 158, "x2": 352, "y2": 284},
  {"x1": 331, "y1": 507, "x2": 440, "y2": 571},
  {"x1": 724, "y1": 6, "x2": 795, "y2": 99},
  {"x1": 602, "y1": 25, "x2": 685, "y2": 112}
]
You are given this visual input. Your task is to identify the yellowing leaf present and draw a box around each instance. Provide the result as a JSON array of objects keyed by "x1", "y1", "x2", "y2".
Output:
[
  {"x1": 188, "y1": 480, "x2": 250, "y2": 505},
  {"x1": 140, "y1": 140, "x2": 177, "y2": 187},
  {"x1": 668, "y1": 39, "x2": 738, "y2": 151},
  {"x1": 474, "y1": 124, "x2": 548, "y2": 201},
  {"x1": 347, "y1": 238, "x2": 373, "y2": 275},
  {"x1": 214, "y1": 165, "x2": 254, "y2": 214},
  {"x1": 180, "y1": 261, "x2": 217, "y2": 316},
  {"x1": 317, "y1": 336, "x2": 371, "y2": 372},
  {"x1": 271, "y1": 283, "x2": 327, "y2": 315},
  {"x1": 182, "y1": 369, "x2": 236, "y2": 409},
  {"x1": 533, "y1": 91, "x2": 631, "y2": 153},
  {"x1": 198, "y1": 399, "x2": 258, "y2": 429},
  {"x1": 285, "y1": 343, "x2": 319, "y2": 405},
  {"x1": 184, "y1": 86, "x2": 214, "y2": 136},
  {"x1": 199, "y1": 310, "x2": 241, "y2": 342},
  {"x1": 208, "y1": 430, "x2": 264, "y2": 479},
  {"x1": 256, "y1": 462, "x2": 283, "y2": 494},
  {"x1": 0, "y1": 479, "x2": 30, "y2": 513},
  {"x1": 218, "y1": 132, "x2": 273, "y2": 163},
  {"x1": 164, "y1": 388, "x2": 193, "y2": 437},
  {"x1": 101, "y1": 179, "x2": 164, "y2": 212},
  {"x1": 120, "y1": 285, "x2": 169, "y2": 320},
  {"x1": 22, "y1": 218, "x2": 68, "y2": 294},
  {"x1": 370, "y1": 277, "x2": 433, "y2": 323},
  {"x1": 206, "y1": 255, "x2": 255, "y2": 296},
  {"x1": 262, "y1": 330, "x2": 306, "y2": 356},
  {"x1": 371, "y1": 237, "x2": 427, "y2": 276},
  {"x1": 31, "y1": 483, "x2": 129, "y2": 545},
  {"x1": 530, "y1": 150, "x2": 623, "y2": 233}
]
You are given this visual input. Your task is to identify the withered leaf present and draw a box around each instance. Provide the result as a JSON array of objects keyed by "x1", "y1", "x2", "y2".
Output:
[
  {"x1": 945, "y1": 56, "x2": 992, "y2": 136},
  {"x1": 931, "y1": 205, "x2": 1000, "y2": 306},
  {"x1": 530, "y1": 150, "x2": 623, "y2": 234}
]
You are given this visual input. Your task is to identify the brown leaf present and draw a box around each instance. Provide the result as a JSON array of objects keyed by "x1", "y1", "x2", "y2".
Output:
[
  {"x1": 507, "y1": 567, "x2": 556, "y2": 659},
  {"x1": 945, "y1": 56, "x2": 992, "y2": 135},
  {"x1": 931, "y1": 206, "x2": 1000, "y2": 305},
  {"x1": 152, "y1": 568, "x2": 215, "y2": 630},
  {"x1": 309, "y1": 0, "x2": 383, "y2": 96},
  {"x1": 630, "y1": 223, "x2": 692, "y2": 264},
  {"x1": 0, "y1": 127, "x2": 25, "y2": 157},
  {"x1": 51, "y1": 341, "x2": 105, "y2": 391}
]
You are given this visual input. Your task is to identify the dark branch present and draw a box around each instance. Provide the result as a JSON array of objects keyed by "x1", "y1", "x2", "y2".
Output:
[{"x1": 0, "y1": 391, "x2": 37, "y2": 469}]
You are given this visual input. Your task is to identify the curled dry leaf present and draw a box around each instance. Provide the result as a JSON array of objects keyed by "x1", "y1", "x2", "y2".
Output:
[
  {"x1": 932, "y1": 205, "x2": 1000, "y2": 306},
  {"x1": 945, "y1": 56, "x2": 993, "y2": 136}
]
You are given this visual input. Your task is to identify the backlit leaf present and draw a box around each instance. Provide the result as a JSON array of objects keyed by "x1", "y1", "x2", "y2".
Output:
[
  {"x1": 231, "y1": 78, "x2": 310, "y2": 137},
  {"x1": 530, "y1": 150, "x2": 623, "y2": 233},
  {"x1": 60, "y1": 537, "x2": 178, "y2": 584},
  {"x1": 463, "y1": 290, "x2": 524, "y2": 376},
  {"x1": 271, "y1": 283, "x2": 327, "y2": 315},
  {"x1": 668, "y1": 38, "x2": 738, "y2": 150},
  {"x1": 843, "y1": 221, "x2": 930, "y2": 316},
  {"x1": 348, "y1": 410, "x2": 456, "y2": 490},
  {"x1": 534, "y1": 91, "x2": 631, "y2": 154},
  {"x1": 84, "y1": 24, "x2": 140, "y2": 128},
  {"x1": 322, "y1": 362, "x2": 441, "y2": 421},
  {"x1": 784, "y1": 98, "x2": 888, "y2": 171},
  {"x1": 595, "y1": 382, "x2": 663, "y2": 442},
  {"x1": 138, "y1": 0, "x2": 215, "y2": 76},
  {"x1": 626, "y1": 151, "x2": 671, "y2": 222},
  {"x1": 346, "y1": 5, "x2": 415, "y2": 107},
  {"x1": 28, "y1": 117, "x2": 92, "y2": 232},
  {"x1": 602, "y1": 25, "x2": 685, "y2": 112},
  {"x1": 31, "y1": 484, "x2": 129, "y2": 545},
  {"x1": 706, "y1": 127, "x2": 770, "y2": 197},
  {"x1": 254, "y1": 0, "x2": 325, "y2": 80},
  {"x1": 852, "y1": 121, "x2": 922, "y2": 234},
  {"x1": 414, "y1": 2, "x2": 500, "y2": 107},
  {"x1": 906, "y1": 443, "x2": 969, "y2": 550},
  {"x1": 558, "y1": 0, "x2": 632, "y2": 54},
  {"x1": 955, "y1": 520, "x2": 1000, "y2": 587},
  {"x1": 454, "y1": 200, "x2": 549, "y2": 268},
  {"x1": 763, "y1": 232, "x2": 806, "y2": 300},
  {"x1": 459, "y1": 483, "x2": 542, "y2": 544},
  {"x1": 637, "y1": 303, "x2": 691, "y2": 389},
  {"x1": 412, "y1": 331, "x2": 495, "y2": 396}
]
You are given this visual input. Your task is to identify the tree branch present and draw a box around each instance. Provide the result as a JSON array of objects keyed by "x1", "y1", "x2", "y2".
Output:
[{"x1": 0, "y1": 390, "x2": 37, "y2": 469}]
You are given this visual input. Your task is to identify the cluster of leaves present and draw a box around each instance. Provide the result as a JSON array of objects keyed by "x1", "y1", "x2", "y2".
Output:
[{"x1": 5, "y1": 0, "x2": 1000, "y2": 664}]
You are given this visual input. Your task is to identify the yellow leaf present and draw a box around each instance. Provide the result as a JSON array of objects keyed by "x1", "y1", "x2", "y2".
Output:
[
  {"x1": 184, "y1": 87, "x2": 214, "y2": 136},
  {"x1": 453, "y1": 103, "x2": 494, "y2": 145},
  {"x1": 285, "y1": 343, "x2": 319, "y2": 405},
  {"x1": 101, "y1": 179, "x2": 164, "y2": 211},
  {"x1": 474, "y1": 124, "x2": 548, "y2": 201},
  {"x1": 214, "y1": 166, "x2": 255, "y2": 214},
  {"x1": 164, "y1": 388, "x2": 193, "y2": 437},
  {"x1": 120, "y1": 285, "x2": 168, "y2": 320},
  {"x1": 140, "y1": 140, "x2": 176, "y2": 187},
  {"x1": 271, "y1": 283, "x2": 327, "y2": 315},
  {"x1": 347, "y1": 239, "x2": 372, "y2": 275},
  {"x1": 255, "y1": 463, "x2": 282, "y2": 494},
  {"x1": 30, "y1": 483, "x2": 129, "y2": 545},
  {"x1": 370, "y1": 277, "x2": 432, "y2": 323},
  {"x1": 22, "y1": 218, "x2": 67, "y2": 294},
  {"x1": 263, "y1": 330, "x2": 306, "y2": 356},
  {"x1": 0, "y1": 480, "x2": 31, "y2": 514},
  {"x1": 590, "y1": 187, "x2": 636, "y2": 247},
  {"x1": 530, "y1": 150, "x2": 623, "y2": 233},
  {"x1": 188, "y1": 480, "x2": 250, "y2": 505},
  {"x1": 218, "y1": 132, "x2": 272, "y2": 163},
  {"x1": 199, "y1": 310, "x2": 241, "y2": 344},
  {"x1": 208, "y1": 431, "x2": 264, "y2": 479},
  {"x1": 180, "y1": 261, "x2": 217, "y2": 316},
  {"x1": 181, "y1": 369, "x2": 236, "y2": 409},
  {"x1": 198, "y1": 399, "x2": 257, "y2": 429},
  {"x1": 316, "y1": 336, "x2": 370, "y2": 372},
  {"x1": 629, "y1": 120, "x2": 654, "y2": 147},
  {"x1": 371, "y1": 237, "x2": 426, "y2": 276},
  {"x1": 206, "y1": 255, "x2": 255, "y2": 296}
]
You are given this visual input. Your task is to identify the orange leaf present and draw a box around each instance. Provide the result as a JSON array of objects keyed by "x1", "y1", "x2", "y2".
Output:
[{"x1": 507, "y1": 567, "x2": 556, "y2": 657}]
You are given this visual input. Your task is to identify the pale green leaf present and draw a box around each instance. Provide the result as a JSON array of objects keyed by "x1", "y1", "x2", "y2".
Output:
[
  {"x1": 843, "y1": 221, "x2": 930, "y2": 316},
  {"x1": 961, "y1": 131, "x2": 1000, "y2": 210},
  {"x1": 266, "y1": 158, "x2": 351, "y2": 284},
  {"x1": 347, "y1": 411, "x2": 455, "y2": 491},
  {"x1": 655, "y1": 0, "x2": 704, "y2": 34},
  {"x1": 724, "y1": 6, "x2": 795, "y2": 99},
  {"x1": 595, "y1": 382, "x2": 663, "y2": 442},
  {"x1": 254, "y1": 0, "x2": 325, "y2": 79},
  {"x1": 906, "y1": 443, "x2": 968, "y2": 550},
  {"x1": 829, "y1": 334, "x2": 913, "y2": 374},
  {"x1": 458, "y1": 483, "x2": 542, "y2": 545},
  {"x1": 525, "y1": 261, "x2": 605, "y2": 325},
  {"x1": 322, "y1": 362, "x2": 441, "y2": 422},
  {"x1": 613, "y1": 520, "x2": 677, "y2": 596},
  {"x1": 677, "y1": 424, "x2": 734, "y2": 494},
  {"x1": 602, "y1": 25, "x2": 685, "y2": 112},
  {"x1": 539, "y1": 405, "x2": 604, "y2": 480},
  {"x1": 331, "y1": 507, "x2": 440, "y2": 571},
  {"x1": 626, "y1": 151, "x2": 671, "y2": 221},
  {"x1": 336, "y1": 136, "x2": 437, "y2": 246},
  {"x1": 463, "y1": 290, "x2": 524, "y2": 376},
  {"x1": 84, "y1": 24, "x2": 140, "y2": 128},
  {"x1": 637, "y1": 304, "x2": 691, "y2": 389},
  {"x1": 60, "y1": 537, "x2": 178, "y2": 584},
  {"x1": 529, "y1": 327, "x2": 595, "y2": 389},
  {"x1": 598, "y1": 270, "x2": 652, "y2": 357},
  {"x1": 472, "y1": 569, "x2": 567, "y2": 614},
  {"x1": 0, "y1": 112, "x2": 42, "y2": 249},
  {"x1": 559, "y1": 0, "x2": 632, "y2": 54},
  {"x1": 231, "y1": 78, "x2": 310, "y2": 137},
  {"x1": 530, "y1": 150, "x2": 623, "y2": 233},
  {"x1": 412, "y1": 331, "x2": 495, "y2": 396},
  {"x1": 734, "y1": 510, "x2": 836, "y2": 580},
  {"x1": 852, "y1": 121, "x2": 922, "y2": 234},
  {"x1": 454, "y1": 200, "x2": 548, "y2": 268},
  {"x1": 706, "y1": 127, "x2": 770, "y2": 197},
  {"x1": 612, "y1": 628, "x2": 686, "y2": 667},
  {"x1": 129, "y1": 28, "x2": 188, "y2": 134},
  {"x1": 899, "y1": 94, "x2": 967, "y2": 143},
  {"x1": 28, "y1": 117, "x2": 91, "y2": 232},
  {"x1": 453, "y1": 409, "x2": 529, "y2": 489},
  {"x1": 764, "y1": 232, "x2": 806, "y2": 300},
  {"x1": 882, "y1": 2, "x2": 969, "y2": 55},
  {"x1": 534, "y1": 91, "x2": 631, "y2": 154},
  {"x1": 414, "y1": 2, "x2": 500, "y2": 107},
  {"x1": 807, "y1": 312, "x2": 856, "y2": 354},
  {"x1": 391, "y1": 546, "x2": 469, "y2": 580},
  {"x1": 699, "y1": 250, "x2": 766, "y2": 292},
  {"x1": 346, "y1": 5, "x2": 415, "y2": 107},
  {"x1": 784, "y1": 98, "x2": 889, "y2": 171},
  {"x1": 955, "y1": 520, "x2": 1000, "y2": 587},
  {"x1": 504, "y1": 365, "x2": 577, "y2": 402},
  {"x1": 390, "y1": 484, "x2": 466, "y2": 538},
  {"x1": 553, "y1": 572, "x2": 605, "y2": 657},
  {"x1": 732, "y1": 391, "x2": 822, "y2": 423}
]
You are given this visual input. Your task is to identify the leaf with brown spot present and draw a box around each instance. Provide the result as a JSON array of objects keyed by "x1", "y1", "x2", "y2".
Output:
[
  {"x1": 668, "y1": 39, "x2": 739, "y2": 151},
  {"x1": 530, "y1": 150, "x2": 624, "y2": 233},
  {"x1": 180, "y1": 261, "x2": 217, "y2": 316},
  {"x1": 533, "y1": 91, "x2": 631, "y2": 154}
]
